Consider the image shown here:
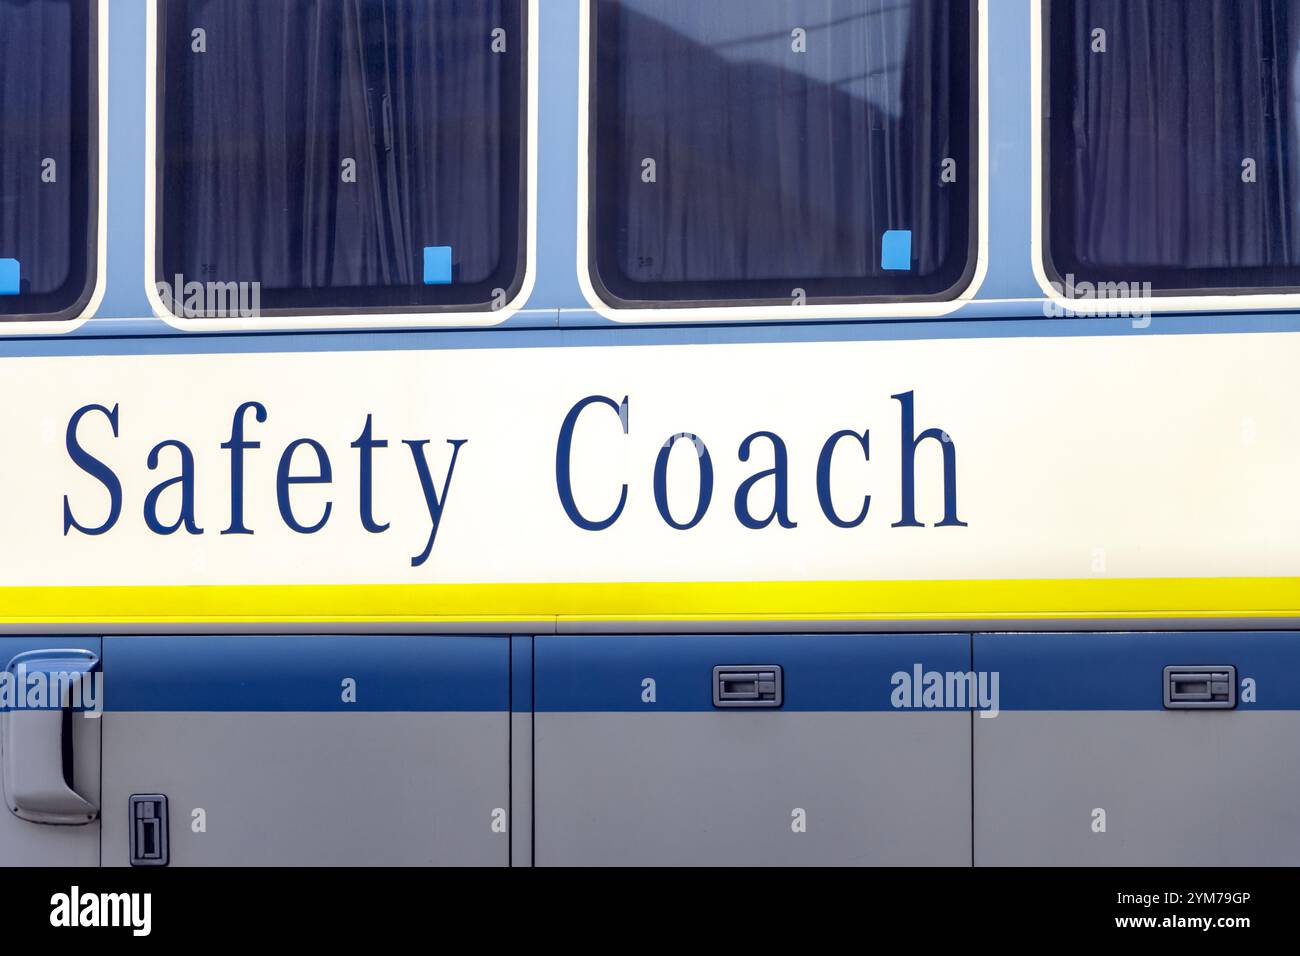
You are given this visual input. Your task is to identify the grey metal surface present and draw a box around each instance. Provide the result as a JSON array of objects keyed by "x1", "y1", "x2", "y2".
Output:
[
  {"x1": 535, "y1": 712, "x2": 971, "y2": 866},
  {"x1": 0, "y1": 712, "x2": 100, "y2": 866},
  {"x1": 101, "y1": 712, "x2": 509, "y2": 866},
  {"x1": 974, "y1": 711, "x2": 1300, "y2": 866},
  {"x1": 511, "y1": 712, "x2": 533, "y2": 866}
]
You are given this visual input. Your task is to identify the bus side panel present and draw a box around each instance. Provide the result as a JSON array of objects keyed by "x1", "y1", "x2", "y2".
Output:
[
  {"x1": 534, "y1": 634, "x2": 972, "y2": 866},
  {"x1": 973, "y1": 632, "x2": 1300, "y2": 866},
  {"x1": 100, "y1": 636, "x2": 510, "y2": 866}
]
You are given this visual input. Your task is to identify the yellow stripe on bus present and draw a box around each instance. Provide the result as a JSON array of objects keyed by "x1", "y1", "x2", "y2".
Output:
[{"x1": 0, "y1": 577, "x2": 1296, "y2": 625}]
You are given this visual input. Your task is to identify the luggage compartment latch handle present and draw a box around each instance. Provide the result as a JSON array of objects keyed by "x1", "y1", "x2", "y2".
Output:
[
  {"x1": 1164, "y1": 665, "x2": 1236, "y2": 710},
  {"x1": 713, "y1": 665, "x2": 783, "y2": 709}
]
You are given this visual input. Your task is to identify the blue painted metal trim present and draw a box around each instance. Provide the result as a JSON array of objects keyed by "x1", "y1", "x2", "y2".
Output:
[
  {"x1": 535, "y1": 632, "x2": 1300, "y2": 712},
  {"x1": 534, "y1": 634, "x2": 972, "y2": 712},
  {"x1": 102, "y1": 636, "x2": 509, "y2": 712},
  {"x1": 975, "y1": 632, "x2": 1300, "y2": 711},
  {"x1": 14, "y1": 631, "x2": 1299, "y2": 714},
  {"x1": 4, "y1": 310, "x2": 1298, "y2": 360},
  {"x1": 511, "y1": 635, "x2": 533, "y2": 714},
  {"x1": 0, "y1": 638, "x2": 102, "y2": 714}
]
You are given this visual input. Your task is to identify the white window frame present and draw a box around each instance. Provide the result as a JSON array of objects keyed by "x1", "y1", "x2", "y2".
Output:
[
  {"x1": 576, "y1": 0, "x2": 989, "y2": 324},
  {"x1": 1030, "y1": 0, "x2": 1300, "y2": 315},
  {"x1": 143, "y1": 0, "x2": 539, "y2": 332},
  {"x1": 2, "y1": 0, "x2": 109, "y2": 336}
]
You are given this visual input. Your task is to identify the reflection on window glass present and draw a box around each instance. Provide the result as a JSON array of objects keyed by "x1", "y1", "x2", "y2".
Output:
[
  {"x1": 0, "y1": 0, "x2": 96, "y2": 321},
  {"x1": 1047, "y1": 0, "x2": 1300, "y2": 294},
  {"x1": 157, "y1": 0, "x2": 527, "y2": 318},
  {"x1": 589, "y1": 0, "x2": 976, "y2": 308}
]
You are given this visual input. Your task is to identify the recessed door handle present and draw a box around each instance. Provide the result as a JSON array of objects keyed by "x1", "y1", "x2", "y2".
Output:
[
  {"x1": 130, "y1": 794, "x2": 169, "y2": 866},
  {"x1": 1164, "y1": 665, "x2": 1236, "y2": 710},
  {"x1": 2, "y1": 649, "x2": 100, "y2": 825},
  {"x1": 713, "y1": 665, "x2": 783, "y2": 708}
]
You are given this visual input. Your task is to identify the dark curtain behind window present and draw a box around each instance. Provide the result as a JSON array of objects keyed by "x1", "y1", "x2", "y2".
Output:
[
  {"x1": 595, "y1": 0, "x2": 971, "y2": 302},
  {"x1": 0, "y1": 0, "x2": 75, "y2": 305},
  {"x1": 1054, "y1": 0, "x2": 1300, "y2": 282},
  {"x1": 160, "y1": 0, "x2": 520, "y2": 309}
]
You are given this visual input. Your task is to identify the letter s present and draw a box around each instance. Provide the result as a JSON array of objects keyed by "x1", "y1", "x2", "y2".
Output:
[{"x1": 64, "y1": 403, "x2": 122, "y2": 536}]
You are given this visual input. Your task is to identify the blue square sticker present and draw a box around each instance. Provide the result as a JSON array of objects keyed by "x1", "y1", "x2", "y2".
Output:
[
  {"x1": 881, "y1": 230, "x2": 912, "y2": 271},
  {"x1": 0, "y1": 258, "x2": 19, "y2": 295},
  {"x1": 423, "y1": 246, "x2": 453, "y2": 285}
]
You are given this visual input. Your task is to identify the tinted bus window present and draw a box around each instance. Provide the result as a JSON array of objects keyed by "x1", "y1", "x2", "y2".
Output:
[
  {"x1": 587, "y1": 0, "x2": 977, "y2": 309},
  {"x1": 1046, "y1": 0, "x2": 1300, "y2": 295},
  {"x1": 0, "y1": 0, "x2": 97, "y2": 322},
  {"x1": 155, "y1": 0, "x2": 527, "y2": 318}
]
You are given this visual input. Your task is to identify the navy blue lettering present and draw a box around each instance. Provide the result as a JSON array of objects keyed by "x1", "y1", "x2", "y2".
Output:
[
  {"x1": 63, "y1": 403, "x2": 122, "y2": 537},
  {"x1": 892, "y1": 391, "x2": 966, "y2": 528},
  {"x1": 555, "y1": 395, "x2": 629, "y2": 531},
  {"x1": 405, "y1": 439, "x2": 467, "y2": 568},
  {"x1": 144, "y1": 439, "x2": 202, "y2": 535},
  {"x1": 654, "y1": 433, "x2": 713, "y2": 531},
  {"x1": 277, "y1": 438, "x2": 333, "y2": 534},
  {"x1": 734, "y1": 431, "x2": 796, "y2": 530},
  {"x1": 351, "y1": 414, "x2": 389, "y2": 533},
  {"x1": 221, "y1": 401, "x2": 266, "y2": 535},
  {"x1": 817, "y1": 430, "x2": 871, "y2": 529}
]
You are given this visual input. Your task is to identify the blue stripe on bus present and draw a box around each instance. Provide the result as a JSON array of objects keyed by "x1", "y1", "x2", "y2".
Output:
[
  {"x1": 975, "y1": 632, "x2": 1300, "y2": 711},
  {"x1": 102, "y1": 636, "x2": 508, "y2": 712},
  {"x1": 534, "y1": 634, "x2": 971, "y2": 712},
  {"x1": 534, "y1": 632, "x2": 1300, "y2": 713},
  {"x1": 46, "y1": 632, "x2": 1300, "y2": 713},
  {"x1": 511, "y1": 635, "x2": 533, "y2": 713}
]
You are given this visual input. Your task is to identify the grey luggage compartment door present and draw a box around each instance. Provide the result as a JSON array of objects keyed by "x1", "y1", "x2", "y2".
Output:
[
  {"x1": 534, "y1": 634, "x2": 973, "y2": 866},
  {"x1": 973, "y1": 631, "x2": 1300, "y2": 866},
  {"x1": 0, "y1": 638, "x2": 101, "y2": 867},
  {"x1": 101, "y1": 636, "x2": 510, "y2": 866}
]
